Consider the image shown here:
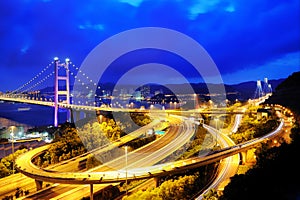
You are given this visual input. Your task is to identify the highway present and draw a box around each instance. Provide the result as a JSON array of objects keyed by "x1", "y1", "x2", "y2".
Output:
[
  {"x1": 230, "y1": 114, "x2": 243, "y2": 134},
  {"x1": 0, "y1": 173, "x2": 37, "y2": 198},
  {"x1": 52, "y1": 116, "x2": 195, "y2": 200},
  {"x1": 196, "y1": 124, "x2": 240, "y2": 199},
  {"x1": 0, "y1": 114, "x2": 168, "y2": 198},
  {"x1": 9, "y1": 103, "x2": 286, "y2": 200},
  {"x1": 16, "y1": 115, "x2": 196, "y2": 199},
  {"x1": 15, "y1": 116, "x2": 285, "y2": 200}
]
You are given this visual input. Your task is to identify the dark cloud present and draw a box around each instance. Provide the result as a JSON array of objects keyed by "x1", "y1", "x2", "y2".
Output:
[{"x1": 0, "y1": 0, "x2": 299, "y2": 91}]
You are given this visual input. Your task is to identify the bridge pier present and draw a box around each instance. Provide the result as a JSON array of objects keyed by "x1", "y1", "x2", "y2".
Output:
[
  {"x1": 82, "y1": 111, "x2": 87, "y2": 119},
  {"x1": 74, "y1": 110, "x2": 80, "y2": 122},
  {"x1": 67, "y1": 108, "x2": 72, "y2": 123},
  {"x1": 72, "y1": 110, "x2": 95, "y2": 123},
  {"x1": 35, "y1": 179, "x2": 43, "y2": 191},
  {"x1": 240, "y1": 151, "x2": 247, "y2": 165},
  {"x1": 154, "y1": 177, "x2": 161, "y2": 187},
  {"x1": 90, "y1": 184, "x2": 94, "y2": 200}
]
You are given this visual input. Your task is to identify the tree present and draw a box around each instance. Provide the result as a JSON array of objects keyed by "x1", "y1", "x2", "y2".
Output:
[
  {"x1": 123, "y1": 175, "x2": 198, "y2": 200},
  {"x1": 203, "y1": 188, "x2": 219, "y2": 200},
  {"x1": 0, "y1": 148, "x2": 28, "y2": 177},
  {"x1": 86, "y1": 154, "x2": 102, "y2": 169},
  {"x1": 0, "y1": 162, "x2": 10, "y2": 178},
  {"x1": 219, "y1": 122, "x2": 300, "y2": 200}
]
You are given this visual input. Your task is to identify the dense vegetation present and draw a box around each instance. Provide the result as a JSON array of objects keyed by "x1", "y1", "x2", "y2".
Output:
[
  {"x1": 123, "y1": 163, "x2": 218, "y2": 200},
  {"x1": 229, "y1": 109, "x2": 279, "y2": 144},
  {"x1": 265, "y1": 71, "x2": 300, "y2": 116},
  {"x1": 34, "y1": 113, "x2": 152, "y2": 168},
  {"x1": 203, "y1": 72, "x2": 300, "y2": 199},
  {"x1": 0, "y1": 148, "x2": 28, "y2": 178},
  {"x1": 208, "y1": 123, "x2": 300, "y2": 200},
  {"x1": 121, "y1": 124, "x2": 219, "y2": 200},
  {"x1": 34, "y1": 122, "x2": 86, "y2": 167}
]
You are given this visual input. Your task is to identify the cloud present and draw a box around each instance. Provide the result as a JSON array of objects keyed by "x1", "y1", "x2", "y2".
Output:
[
  {"x1": 119, "y1": 0, "x2": 144, "y2": 7},
  {"x1": 186, "y1": 0, "x2": 236, "y2": 20},
  {"x1": 0, "y1": 0, "x2": 299, "y2": 91},
  {"x1": 188, "y1": 0, "x2": 221, "y2": 19},
  {"x1": 78, "y1": 22, "x2": 105, "y2": 31}
]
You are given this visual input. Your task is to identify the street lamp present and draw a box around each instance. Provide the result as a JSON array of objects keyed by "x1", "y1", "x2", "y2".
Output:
[
  {"x1": 125, "y1": 146, "x2": 128, "y2": 196},
  {"x1": 193, "y1": 93, "x2": 197, "y2": 110},
  {"x1": 10, "y1": 126, "x2": 16, "y2": 174},
  {"x1": 214, "y1": 118, "x2": 219, "y2": 147}
]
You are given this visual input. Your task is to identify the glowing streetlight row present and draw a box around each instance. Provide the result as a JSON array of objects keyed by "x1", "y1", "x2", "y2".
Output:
[{"x1": 12, "y1": 61, "x2": 54, "y2": 94}]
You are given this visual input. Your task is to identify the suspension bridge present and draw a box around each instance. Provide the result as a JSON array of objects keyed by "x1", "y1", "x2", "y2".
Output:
[
  {"x1": 0, "y1": 57, "x2": 272, "y2": 128},
  {"x1": 0, "y1": 57, "x2": 144, "y2": 127},
  {"x1": 0, "y1": 57, "x2": 277, "y2": 199}
]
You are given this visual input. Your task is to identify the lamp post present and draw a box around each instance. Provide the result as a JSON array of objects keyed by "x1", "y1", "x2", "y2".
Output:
[
  {"x1": 193, "y1": 93, "x2": 197, "y2": 110},
  {"x1": 125, "y1": 146, "x2": 128, "y2": 196},
  {"x1": 10, "y1": 126, "x2": 15, "y2": 174},
  {"x1": 214, "y1": 118, "x2": 219, "y2": 147}
]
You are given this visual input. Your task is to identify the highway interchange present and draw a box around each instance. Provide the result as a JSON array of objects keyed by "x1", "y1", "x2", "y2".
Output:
[
  {"x1": 14, "y1": 114, "x2": 196, "y2": 199},
  {"x1": 0, "y1": 98, "x2": 290, "y2": 200}
]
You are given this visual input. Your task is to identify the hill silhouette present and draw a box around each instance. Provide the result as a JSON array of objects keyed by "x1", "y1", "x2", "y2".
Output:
[{"x1": 265, "y1": 71, "x2": 300, "y2": 116}]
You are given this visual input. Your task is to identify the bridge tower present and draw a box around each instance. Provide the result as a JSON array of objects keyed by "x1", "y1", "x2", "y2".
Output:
[
  {"x1": 268, "y1": 84, "x2": 272, "y2": 94},
  {"x1": 54, "y1": 57, "x2": 71, "y2": 127},
  {"x1": 262, "y1": 77, "x2": 269, "y2": 95},
  {"x1": 254, "y1": 80, "x2": 263, "y2": 99}
]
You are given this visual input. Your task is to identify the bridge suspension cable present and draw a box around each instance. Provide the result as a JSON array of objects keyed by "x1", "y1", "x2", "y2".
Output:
[
  {"x1": 67, "y1": 61, "x2": 101, "y2": 106},
  {"x1": 11, "y1": 61, "x2": 55, "y2": 94},
  {"x1": 21, "y1": 71, "x2": 55, "y2": 93},
  {"x1": 6, "y1": 57, "x2": 103, "y2": 107},
  {"x1": 68, "y1": 61, "x2": 98, "y2": 88}
]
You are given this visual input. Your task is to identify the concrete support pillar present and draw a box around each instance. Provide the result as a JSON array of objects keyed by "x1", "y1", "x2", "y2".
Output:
[
  {"x1": 90, "y1": 184, "x2": 94, "y2": 200},
  {"x1": 68, "y1": 108, "x2": 72, "y2": 123},
  {"x1": 154, "y1": 177, "x2": 160, "y2": 187},
  {"x1": 75, "y1": 110, "x2": 80, "y2": 122},
  {"x1": 84, "y1": 111, "x2": 93, "y2": 119},
  {"x1": 240, "y1": 151, "x2": 247, "y2": 164},
  {"x1": 97, "y1": 114, "x2": 103, "y2": 123},
  {"x1": 83, "y1": 112, "x2": 87, "y2": 119},
  {"x1": 35, "y1": 179, "x2": 43, "y2": 191}
]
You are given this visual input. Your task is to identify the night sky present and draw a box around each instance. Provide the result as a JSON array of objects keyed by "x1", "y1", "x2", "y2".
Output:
[{"x1": 0, "y1": 0, "x2": 299, "y2": 92}]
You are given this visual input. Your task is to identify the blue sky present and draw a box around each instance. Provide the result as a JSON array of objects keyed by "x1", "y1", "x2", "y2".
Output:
[{"x1": 0, "y1": 0, "x2": 299, "y2": 92}]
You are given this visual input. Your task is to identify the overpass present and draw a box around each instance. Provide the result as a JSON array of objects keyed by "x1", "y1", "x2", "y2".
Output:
[{"x1": 15, "y1": 118, "x2": 284, "y2": 198}]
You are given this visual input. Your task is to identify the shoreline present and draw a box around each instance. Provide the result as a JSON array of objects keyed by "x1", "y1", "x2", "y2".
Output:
[{"x1": 0, "y1": 117, "x2": 33, "y2": 132}]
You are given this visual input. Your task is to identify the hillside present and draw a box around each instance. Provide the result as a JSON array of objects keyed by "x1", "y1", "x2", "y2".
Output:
[
  {"x1": 38, "y1": 78, "x2": 285, "y2": 103},
  {"x1": 265, "y1": 71, "x2": 300, "y2": 115}
]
